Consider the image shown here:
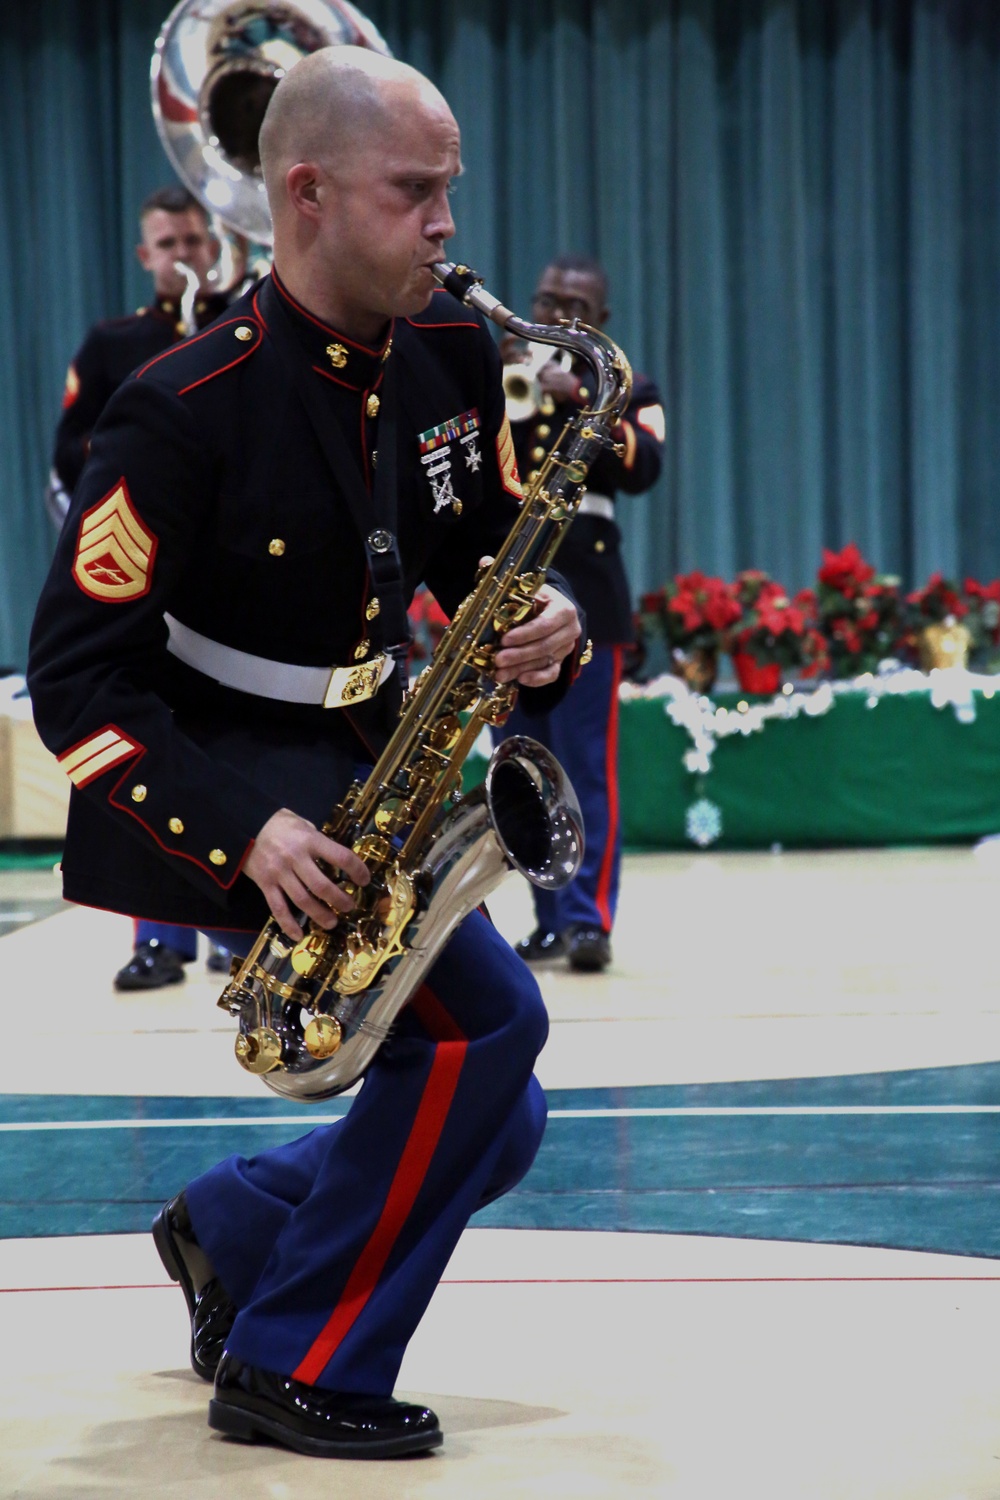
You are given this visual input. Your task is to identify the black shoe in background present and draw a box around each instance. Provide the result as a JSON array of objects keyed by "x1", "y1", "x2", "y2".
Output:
[
  {"x1": 152, "y1": 1191, "x2": 237, "y2": 1381},
  {"x1": 113, "y1": 939, "x2": 187, "y2": 991},
  {"x1": 205, "y1": 940, "x2": 232, "y2": 974},
  {"x1": 566, "y1": 925, "x2": 612, "y2": 972},
  {"x1": 209, "y1": 1353, "x2": 443, "y2": 1459},
  {"x1": 513, "y1": 927, "x2": 567, "y2": 964}
]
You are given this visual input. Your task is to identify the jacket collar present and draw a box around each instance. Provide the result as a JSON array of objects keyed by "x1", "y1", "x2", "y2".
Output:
[{"x1": 270, "y1": 268, "x2": 393, "y2": 392}]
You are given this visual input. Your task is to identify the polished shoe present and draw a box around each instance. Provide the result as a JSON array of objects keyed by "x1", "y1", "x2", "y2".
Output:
[
  {"x1": 152, "y1": 1191, "x2": 237, "y2": 1381},
  {"x1": 566, "y1": 925, "x2": 612, "y2": 972},
  {"x1": 209, "y1": 1353, "x2": 443, "y2": 1459},
  {"x1": 513, "y1": 927, "x2": 566, "y2": 964},
  {"x1": 205, "y1": 940, "x2": 232, "y2": 975},
  {"x1": 113, "y1": 939, "x2": 187, "y2": 991}
]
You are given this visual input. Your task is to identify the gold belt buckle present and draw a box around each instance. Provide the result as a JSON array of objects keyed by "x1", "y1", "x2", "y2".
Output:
[{"x1": 323, "y1": 652, "x2": 387, "y2": 709}]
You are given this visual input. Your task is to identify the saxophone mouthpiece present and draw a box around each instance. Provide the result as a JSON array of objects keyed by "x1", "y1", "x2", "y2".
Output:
[{"x1": 432, "y1": 261, "x2": 483, "y2": 300}]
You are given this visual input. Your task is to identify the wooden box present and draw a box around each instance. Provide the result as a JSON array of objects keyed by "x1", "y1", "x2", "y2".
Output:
[{"x1": 0, "y1": 712, "x2": 70, "y2": 839}]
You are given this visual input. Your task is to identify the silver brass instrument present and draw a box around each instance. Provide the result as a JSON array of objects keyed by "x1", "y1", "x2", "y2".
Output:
[
  {"x1": 151, "y1": 0, "x2": 391, "y2": 245},
  {"x1": 502, "y1": 341, "x2": 573, "y2": 424},
  {"x1": 217, "y1": 261, "x2": 633, "y2": 1101}
]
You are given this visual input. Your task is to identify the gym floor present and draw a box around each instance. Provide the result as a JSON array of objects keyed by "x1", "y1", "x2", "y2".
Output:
[{"x1": 2, "y1": 845, "x2": 1000, "y2": 1498}]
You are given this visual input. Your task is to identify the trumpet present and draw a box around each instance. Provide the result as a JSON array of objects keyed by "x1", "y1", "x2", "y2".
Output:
[{"x1": 502, "y1": 340, "x2": 573, "y2": 423}]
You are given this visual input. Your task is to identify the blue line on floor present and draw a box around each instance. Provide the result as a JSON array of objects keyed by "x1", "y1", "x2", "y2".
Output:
[{"x1": 3, "y1": 1064, "x2": 1000, "y2": 1254}]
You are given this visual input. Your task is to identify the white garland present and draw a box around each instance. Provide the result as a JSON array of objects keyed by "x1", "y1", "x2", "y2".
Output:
[{"x1": 619, "y1": 661, "x2": 1000, "y2": 778}]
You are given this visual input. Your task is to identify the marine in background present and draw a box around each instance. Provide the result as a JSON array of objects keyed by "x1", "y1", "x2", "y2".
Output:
[
  {"x1": 51, "y1": 184, "x2": 232, "y2": 990},
  {"x1": 498, "y1": 255, "x2": 665, "y2": 972}
]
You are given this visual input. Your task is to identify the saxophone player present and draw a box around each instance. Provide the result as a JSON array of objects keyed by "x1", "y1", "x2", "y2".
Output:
[
  {"x1": 28, "y1": 47, "x2": 583, "y2": 1460},
  {"x1": 500, "y1": 257, "x2": 665, "y2": 971}
]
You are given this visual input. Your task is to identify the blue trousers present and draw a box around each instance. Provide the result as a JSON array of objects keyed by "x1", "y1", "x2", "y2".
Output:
[
  {"x1": 497, "y1": 643, "x2": 623, "y2": 934},
  {"x1": 135, "y1": 919, "x2": 197, "y2": 961},
  {"x1": 186, "y1": 910, "x2": 548, "y2": 1395}
]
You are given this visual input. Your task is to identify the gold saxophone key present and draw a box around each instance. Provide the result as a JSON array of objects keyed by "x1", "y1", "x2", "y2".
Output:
[
  {"x1": 235, "y1": 1027, "x2": 282, "y2": 1073},
  {"x1": 304, "y1": 1014, "x2": 342, "y2": 1059},
  {"x1": 291, "y1": 930, "x2": 328, "y2": 977}
]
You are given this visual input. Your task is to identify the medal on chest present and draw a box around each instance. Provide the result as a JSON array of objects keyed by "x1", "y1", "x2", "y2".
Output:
[{"x1": 417, "y1": 408, "x2": 481, "y2": 516}]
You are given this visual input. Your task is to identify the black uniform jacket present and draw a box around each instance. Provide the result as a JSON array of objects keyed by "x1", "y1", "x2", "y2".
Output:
[
  {"x1": 512, "y1": 371, "x2": 664, "y2": 644},
  {"x1": 29, "y1": 273, "x2": 581, "y2": 931},
  {"x1": 53, "y1": 293, "x2": 231, "y2": 494}
]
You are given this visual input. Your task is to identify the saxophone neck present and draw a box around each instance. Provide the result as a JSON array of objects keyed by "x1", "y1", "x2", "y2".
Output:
[{"x1": 432, "y1": 261, "x2": 632, "y2": 426}]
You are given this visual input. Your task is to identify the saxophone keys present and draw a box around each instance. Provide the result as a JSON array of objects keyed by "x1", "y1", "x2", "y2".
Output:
[
  {"x1": 374, "y1": 798, "x2": 405, "y2": 834},
  {"x1": 291, "y1": 930, "x2": 328, "y2": 977},
  {"x1": 235, "y1": 1027, "x2": 283, "y2": 1074},
  {"x1": 304, "y1": 1014, "x2": 342, "y2": 1059},
  {"x1": 428, "y1": 714, "x2": 462, "y2": 752}
]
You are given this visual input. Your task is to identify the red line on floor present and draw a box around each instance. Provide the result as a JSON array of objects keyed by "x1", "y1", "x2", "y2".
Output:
[{"x1": 4, "y1": 1275, "x2": 1000, "y2": 1292}]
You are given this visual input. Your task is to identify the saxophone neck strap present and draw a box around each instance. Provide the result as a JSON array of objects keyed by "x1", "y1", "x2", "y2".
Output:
[{"x1": 260, "y1": 276, "x2": 410, "y2": 662}]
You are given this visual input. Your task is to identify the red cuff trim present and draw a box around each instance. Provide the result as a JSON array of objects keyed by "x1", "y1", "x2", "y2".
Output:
[{"x1": 107, "y1": 751, "x2": 250, "y2": 891}]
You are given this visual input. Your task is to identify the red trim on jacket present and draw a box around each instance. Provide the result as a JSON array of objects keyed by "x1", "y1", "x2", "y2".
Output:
[
  {"x1": 271, "y1": 269, "x2": 394, "y2": 358},
  {"x1": 134, "y1": 317, "x2": 260, "y2": 382},
  {"x1": 106, "y1": 752, "x2": 251, "y2": 891}
]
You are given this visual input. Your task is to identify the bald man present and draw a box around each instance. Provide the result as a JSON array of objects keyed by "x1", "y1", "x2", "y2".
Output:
[{"x1": 28, "y1": 49, "x2": 584, "y2": 1460}]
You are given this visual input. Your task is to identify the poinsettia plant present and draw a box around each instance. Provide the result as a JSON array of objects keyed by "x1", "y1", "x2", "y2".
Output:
[
  {"x1": 815, "y1": 543, "x2": 903, "y2": 677},
  {"x1": 964, "y1": 577, "x2": 1000, "y2": 660},
  {"x1": 896, "y1": 571, "x2": 968, "y2": 664},
  {"x1": 730, "y1": 570, "x2": 827, "y2": 675},
  {"x1": 639, "y1": 571, "x2": 742, "y2": 653},
  {"x1": 905, "y1": 571, "x2": 967, "y2": 624}
]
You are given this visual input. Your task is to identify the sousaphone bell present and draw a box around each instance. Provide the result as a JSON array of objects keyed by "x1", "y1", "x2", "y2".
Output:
[{"x1": 151, "y1": 0, "x2": 392, "y2": 245}]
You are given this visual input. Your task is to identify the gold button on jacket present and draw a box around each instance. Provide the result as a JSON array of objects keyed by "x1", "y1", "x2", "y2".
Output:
[{"x1": 209, "y1": 849, "x2": 227, "y2": 866}]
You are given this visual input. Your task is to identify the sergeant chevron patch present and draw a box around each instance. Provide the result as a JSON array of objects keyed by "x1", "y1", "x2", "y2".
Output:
[
  {"x1": 496, "y1": 413, "x2": 522, "y2": 498},
  {"x1": 72, "y1": 478, "x2": 157, "y2": 602},
  {"x1": 58, "y1": 726, "x2": 141, "y2": 788}
]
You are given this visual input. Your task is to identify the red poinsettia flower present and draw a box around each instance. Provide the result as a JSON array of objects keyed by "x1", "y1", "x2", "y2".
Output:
[
  {"x1": 818, "y1": 542, "x2": 875, "y2": 595},
  {"x1": 704, "y1": 590, "x2": 742, "y2": 631},
  {"x1": 906, "y1": 572, "x2": 967, "y2": 618}
]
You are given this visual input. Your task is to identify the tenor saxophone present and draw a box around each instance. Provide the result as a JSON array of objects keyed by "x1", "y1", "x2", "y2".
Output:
[{"x1": 217, "y1": 261, "x2": 633, "y2": 1100}]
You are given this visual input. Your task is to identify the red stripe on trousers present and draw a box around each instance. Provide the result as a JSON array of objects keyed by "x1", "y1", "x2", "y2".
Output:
[
  {"x1": 594, "y1": 645, "x2": 623, "y2": 932},
  {"x1": 409, "y1": 982, "x2": 468, "y2": 1041},
  {"x1": 293, "y1": 1033, "x2": 468, "y2": 1385}
]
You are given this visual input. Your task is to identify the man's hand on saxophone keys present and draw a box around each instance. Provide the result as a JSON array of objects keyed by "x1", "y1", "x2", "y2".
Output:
[
  {"x1": 244, "y1": 808, "x2": 371, "y2": 941},
  {"x1": 482, "y1": 557, "x2": 582, "y2": 687}
]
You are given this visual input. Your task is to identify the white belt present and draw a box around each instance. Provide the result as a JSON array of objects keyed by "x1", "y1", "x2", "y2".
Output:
[
  {"x1": 578, "y1": 492, "x2": 615, "y2": 522},
  {"x1": 164, "y1": 613, "x2": 395, "y2": 709}
]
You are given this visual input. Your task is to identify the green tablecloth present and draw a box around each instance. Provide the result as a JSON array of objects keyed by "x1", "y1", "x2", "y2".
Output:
[{"x1": 464, "y1": 685, "x2": 1000, "y2": 850}]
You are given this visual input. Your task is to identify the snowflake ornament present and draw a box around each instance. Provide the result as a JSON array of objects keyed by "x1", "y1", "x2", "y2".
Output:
[{"x1": 686, "y1": 797, "x2": 722, "y2": 848}]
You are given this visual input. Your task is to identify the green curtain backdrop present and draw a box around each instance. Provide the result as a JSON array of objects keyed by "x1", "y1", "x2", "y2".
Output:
[{"x1": 2, "y1": 1, "x2": 999, "y2": 670}]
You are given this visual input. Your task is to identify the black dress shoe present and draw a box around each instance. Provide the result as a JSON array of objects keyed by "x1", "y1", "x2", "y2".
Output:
[
  {"x1": 513, "y1": 927, "x2": 566, "y2": 964},
  {"x1": 209, "y1": 1353, "x2": 443, "y2": 1459},
  {"x1": 566, "y1": 925, "x2": 612, "y2": 972},
  {"x1": 114, "y1": 939, "x2": 187, "y2": 991},
  {"x1": 205, "y1": 940, "x2": 232, "y2": 974},
  {"x1": 152, "y1": 1191, "x2": 237, "y2": 1381}
]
